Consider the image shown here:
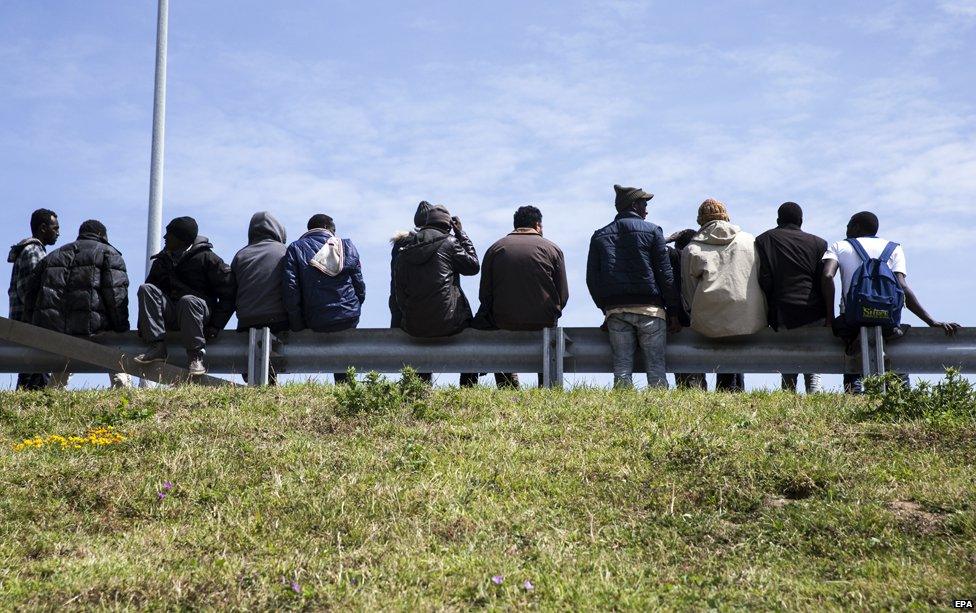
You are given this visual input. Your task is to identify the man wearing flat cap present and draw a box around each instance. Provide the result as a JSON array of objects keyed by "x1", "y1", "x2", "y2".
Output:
[
  {"x1": 586, "y1": 184, "x2": 682, "y2": 388},
  {"x1": 135, "y1": 216, "x2": 237, "y2": 376}
]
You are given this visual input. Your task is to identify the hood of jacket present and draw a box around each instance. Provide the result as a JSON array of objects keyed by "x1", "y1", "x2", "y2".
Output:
[
  {"x1": 247, "y1": 211, "x2": 286, "y2": 245},
  {"x1": 399, "y1": 228, "x2": 450, "y2": 265},
  {"x1": 693, "y1": 220, "x2": 740, "y2": 246},
  {"x1": 414, "y1": 201, "x2": 434, "y2": 228},
  {"x1": 7, "y1": 238, "x2": 43, "y2": 263}
]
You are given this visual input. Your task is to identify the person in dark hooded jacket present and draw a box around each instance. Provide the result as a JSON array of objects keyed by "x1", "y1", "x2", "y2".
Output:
[
  {"x1": 135, "y1": 216, "x2": 236, "y2": 376},
  {"x1": 232, "y1": 211, "x2": 289, "y2": 332},
  {"x1": 7, "y1": 208, "x2": 59, "y2": 389},
  {"x1": 389, "y1": 201, "x2": 433, "y2": 328},
  {"x1": 24, "y1": 219, "x2": 131, "y2": 388},
  {"x1": 394, "y1": 204, "x2": 480, "y2": 386}
]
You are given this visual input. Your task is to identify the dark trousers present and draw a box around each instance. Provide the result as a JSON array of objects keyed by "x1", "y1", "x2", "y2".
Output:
[
  {"x1": 16, "y1": 373, "x2": 50, "y2": 391},
  {"x1": 675, "y1": 373, "x2": 707, "y2": 389},
  {"x1": 138, "y1": 284, "x2": 211, "y2": 354},
  {"x1": 716, "y1": 373, "x2": 745, "y2": 392},
  {"x1": 417, "y1": 372, "x2": 480, "y2": 387},
  {"x1": 494, "y1": 373, "x2": 544, "y2": 389}
]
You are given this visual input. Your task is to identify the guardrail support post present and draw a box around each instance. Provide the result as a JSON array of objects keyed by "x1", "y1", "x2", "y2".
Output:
[
  {"x1": 247, "y1": 327, "x2": 271, "y2": 386},
  {"x1": 542, "y1": 326, "x2": 564, "y2": 389},
  {"x1": 859, "y1": 326, "x2": 886, "y2": 391}
]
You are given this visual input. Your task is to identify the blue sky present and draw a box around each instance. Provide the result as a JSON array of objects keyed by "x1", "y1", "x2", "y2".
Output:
[{"x1": 1, "y1": 0, "x2": 974, "y2": 389}]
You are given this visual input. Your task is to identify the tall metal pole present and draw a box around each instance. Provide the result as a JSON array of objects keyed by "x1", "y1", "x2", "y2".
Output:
[{"x1": 145, "y1": 0, "x2": 169, "y2": 274}]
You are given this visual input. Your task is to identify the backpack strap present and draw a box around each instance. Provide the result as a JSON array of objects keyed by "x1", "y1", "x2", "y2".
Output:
[
  {"x1": 845, "y1": 238, "x2": 871, "y2": 263},
  {"x1": 879, "y1": 241, "x2": 899, "y2": 264}
]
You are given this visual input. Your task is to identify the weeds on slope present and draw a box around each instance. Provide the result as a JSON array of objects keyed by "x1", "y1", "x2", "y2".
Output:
[{"x1": 862, "y1": 368, "x2": 976, "y2": 424}]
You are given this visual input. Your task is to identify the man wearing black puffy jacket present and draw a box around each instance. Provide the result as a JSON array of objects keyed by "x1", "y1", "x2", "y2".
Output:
[
  {"x1": 394, "y1": 204, "x2": 480, "y2": 386},
  {"x1": 24, "y1": 219, "x2": 131, "y2": 388},
  {"x1": 587, "y1": 185, "x2": 681, "y2": 388}
]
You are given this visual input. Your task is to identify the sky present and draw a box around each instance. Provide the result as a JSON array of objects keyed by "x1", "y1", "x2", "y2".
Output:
[{"x1": 1, "y1": 0, "x2": 974, "y2": 390}]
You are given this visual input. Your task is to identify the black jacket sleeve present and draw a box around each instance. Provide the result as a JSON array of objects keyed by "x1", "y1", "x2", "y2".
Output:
[
  {"x1": 22, "y1": 257, "x2": 46, "y2": 325},
  {"x1": 754, "y1": 237, "x2": 778, "y2": 329},
  {"x1": 586, "y1": 236, "x2": 601, "y2": 310},
  {"x1": 99, "y1": 247, "x2": 130, "y2": 332},
  {"x1": 205, "y1": 252, "x2": 237, "y2": 331},
  {"x1": 450, "y1": 231, "x2": 480, "y2": 276},
  {"x1": 648, "y1": 227, "x2": 680, "y2": 314}
]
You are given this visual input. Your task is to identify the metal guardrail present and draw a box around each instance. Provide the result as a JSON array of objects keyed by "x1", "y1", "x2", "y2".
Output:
[{"x1": 0, "y1": 323, "x2": 973, "y2": 387}]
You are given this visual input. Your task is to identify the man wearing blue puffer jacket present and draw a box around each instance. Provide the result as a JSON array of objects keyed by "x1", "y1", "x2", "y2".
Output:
[
  {"x1": 283, "y1": 214, "x2": 365, "y2": 383},
  {"x1": 587, "y1": 185, "x2": 682, "y2": 389}
]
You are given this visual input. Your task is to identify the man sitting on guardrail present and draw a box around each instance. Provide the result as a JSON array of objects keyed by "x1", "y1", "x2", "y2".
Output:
[
  {"x1": 389, "y1": 201, "x2": 433, "y2": 329},
  {"x1": 666, "y1": 228, "x2": 706, "y2": 390},
  {"x1": 473, "y1": 205, "x2": 569, "y2": 388},
  {"x1": 682, "y1": 199, "x2": 767, "y2": 392},
  {"x1": 24, "y1": 219, "x2": 131, "y2": 389},
  {"x1": 394, "y1": 204, "x2": 481, "y2": 387},
  {"x1": 283, "y1": 214, "x2": 365, "y2": 384},
  {"x1": 135, "y1": 216, "x2": 237, "y2": 376},
  {"x1": 7, "y1": 208, "x2": 59, "y2": 390},
  {"x1": 231, "y1": 211, "x2": 289, "y2": 385},
  {"x1": 755, "y1": 202, "x2": 828, "y2": 394},
  {"x1": 821, "y1": 211, "x2": 960, "y2": 393},
  {"x1": 587, "y1": 184, "x2": 681, "y2": 389}
]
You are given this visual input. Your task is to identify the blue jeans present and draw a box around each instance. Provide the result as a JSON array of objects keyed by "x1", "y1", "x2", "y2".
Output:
[{"x1": 606, "y1": 313, "x2": 668, "y2": 389}]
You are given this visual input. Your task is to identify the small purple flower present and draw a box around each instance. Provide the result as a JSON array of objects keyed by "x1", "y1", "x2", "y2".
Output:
[
  {"x1": 157, "y1": 491, "x2": 166, "y2": 501},
  {"x1": 523, "y1": 580, "x2": 534, "y2": 591},
  {"x1": 491, "y1": 575, "x2": 504, "y2": 586},
  {"x1": 162, "y1": 481, "x2": 174, "y2": 491},
  {"x1": 290, "y1": 581, "x2": 301, "y2": 594}
]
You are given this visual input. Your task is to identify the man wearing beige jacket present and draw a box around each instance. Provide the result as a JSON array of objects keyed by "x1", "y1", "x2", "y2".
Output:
[{"x1": 681, "y1": 199, "x2": 767, "y2": 391}]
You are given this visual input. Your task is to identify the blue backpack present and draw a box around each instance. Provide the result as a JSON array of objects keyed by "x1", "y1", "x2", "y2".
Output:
[{"x1": 844, "y1": 238, "x2": 905, "y2": 327}]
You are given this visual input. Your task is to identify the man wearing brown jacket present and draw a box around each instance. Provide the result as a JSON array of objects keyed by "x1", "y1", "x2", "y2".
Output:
[{"x1": 473, "y1": 205, "x2": 569, "y2": 388}]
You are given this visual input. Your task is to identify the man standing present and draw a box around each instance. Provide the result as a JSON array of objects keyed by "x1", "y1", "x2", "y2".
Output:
[
  {"x1": 232, "y1": 211, "x2": 289, "y2": 384},
  {"x1": 135, "y1": 216, "x2": 236, "y2": 376},
  {"x1": 474, "y1": 205, "x2": 569, "y2": 388},
  {"x1": 24, "y1": 220, "x2": 131, "y2": 388},
  {"x1": 755, "y1": 202, "x2": 827, "y2": 393},
  {"x1": 821, "y1": 211, "x2": 959, "y2": 392},
  {"x1": 7, "y1": 208, "x2": 59, "y2": 390},
  {"x1": 283, "y1": 214, "x2": 365, "y2": 384},
  {"x1": 682, "y1": 199, "x2": 766, "y2": 392},
  {"x1": 666, "y1": 228, "x2": 706, "y2": 390},
  {"x1": 394, "y1": 204, "x2": 480, "y2": 386},
  {"x1": 587, "y1": 184, "x2": 681, "y2": 389}
]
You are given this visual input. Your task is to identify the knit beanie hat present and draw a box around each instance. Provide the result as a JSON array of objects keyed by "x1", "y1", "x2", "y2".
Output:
[
  {"x1": 696, "y1": 199, "x2": 730, "y2": 226},
  {"x1": 614, "y1": 184, "x2": 654, "y2": 212},
  {"x1": 413, "y1": 201, "x2": 434, "y2": 228},
  {"x1": 424, "y1": 205, "x2": 452, "y2": 232},
  {"x1": 165, "y1": 216, "x2": 198, "y2": 244}
]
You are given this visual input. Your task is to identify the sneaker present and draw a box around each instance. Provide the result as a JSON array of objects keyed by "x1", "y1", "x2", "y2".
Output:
[
  {"x1": 187, "y1": 355, "x2": 207, "y2": 376},
  {"x1": 134, "y1": 343, "x2": 168, "y2": 364}
]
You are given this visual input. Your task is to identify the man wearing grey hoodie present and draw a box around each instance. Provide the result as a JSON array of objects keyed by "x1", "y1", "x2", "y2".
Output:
[{"x1": 231, "y1": 212, "x2": 289, "y2": 384}]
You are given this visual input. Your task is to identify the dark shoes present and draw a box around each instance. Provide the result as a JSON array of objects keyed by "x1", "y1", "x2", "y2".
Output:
[
  {"x1": 135, "y1": 343, "x2": 168, "y2": 364},
  {"x1": 187, "y1": 354, "x2": 207, "y2": 376}
]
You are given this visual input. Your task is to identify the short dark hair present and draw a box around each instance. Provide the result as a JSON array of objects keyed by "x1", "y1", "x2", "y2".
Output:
[
  {"x1": 513, "y1": 205, "x2": 542, "y2": 230},
  {"x1": 777, "y1": 202, "x2": 803, "y2": 226},
  {"x1": 79, "y1": 219, "x2": 107, "y2": 239},
  {"x1": 850, "y1": 211, "x2": 879, "y2": 236},
  {"x1": 307, "y1": 214, "x2": 336, "y2": 233},
  {"x1": 30, "y1": 208, "x2": 57, "y2": 234}
]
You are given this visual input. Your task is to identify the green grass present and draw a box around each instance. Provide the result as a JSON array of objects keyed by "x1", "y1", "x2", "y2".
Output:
[{"x1": 1, "y1": 383, "x2": 974, "y2": 610}]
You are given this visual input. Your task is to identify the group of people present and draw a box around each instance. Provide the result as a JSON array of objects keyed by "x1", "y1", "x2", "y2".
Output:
[{"x1": 6, "y1": 185, "x2": 960, "y2": 391}]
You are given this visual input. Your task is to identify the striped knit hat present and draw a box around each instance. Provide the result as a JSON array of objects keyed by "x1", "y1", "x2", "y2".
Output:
[{"x1": 696, "y1": 199, "x2": 730, "y2": 226}]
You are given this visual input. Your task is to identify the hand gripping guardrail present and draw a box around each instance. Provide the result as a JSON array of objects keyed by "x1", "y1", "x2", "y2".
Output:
[{"x1": 1, "y1": 315, "x2": 973, "y2": 388}]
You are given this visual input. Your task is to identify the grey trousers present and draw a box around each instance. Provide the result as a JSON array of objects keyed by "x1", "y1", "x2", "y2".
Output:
[
  {"x1": 782, "y1": 319, "x2": 824, "y2": 393},
  {"x1": 137, "y1": 284, "x2": 210, "y2": 354},
  {"x1": 606, "y1": 313, "x2": 668, "y2": 389}
]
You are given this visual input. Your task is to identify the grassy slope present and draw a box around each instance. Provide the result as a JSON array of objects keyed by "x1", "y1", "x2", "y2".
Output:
[{"x1": 0, "y1": 386, "x2": 973, "y2": 610}]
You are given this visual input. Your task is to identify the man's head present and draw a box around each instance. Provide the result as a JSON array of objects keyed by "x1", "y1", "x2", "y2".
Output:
[
  {"x1": 30, "y1": 208, "x2": 59, "y2": 246},
  {"x1": 164, "y1": 216, "x2": 198, "y2": 253},
  {"x1": 613, "y1": 184, "x2": 654, "y2": 218},
  {"x1": 79, "y1": 219, "x2": 108, "y2": 241},
  {"x1": 307, "y1": 214, "x2": 336, "y2": 233},
  {"x1": 423, "y1": 205, "x2": 453, "y2": 232},
  {"x1": 777, "y1": 202, "x2": 803, "y2": 227},
  {"x1": 846, "y1": 211, "x2": 879, "y2": 239},
  {"x1": 666, "y1": 228, "x2": 698, "y2": 251},
  {"x1": 697, "y1": 199, "x2": 730, "y2": 226},
  {"x1": 513, "y1": 205, "x2": 543, "y2": 232}
]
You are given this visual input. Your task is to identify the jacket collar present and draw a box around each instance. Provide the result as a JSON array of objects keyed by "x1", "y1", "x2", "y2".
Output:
[
  {"x1": 301, "y1": 228, "x2": 334, "y2": 239},
  {"x1": 614, "y1": 211, "x2": 643, "y2": 221},
  {"x1": 509, "y1": 228, "x2": 540, "y2": 236},
  {"x1": 776, "y1": 222, "x2": 802, "y2": 231}
]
